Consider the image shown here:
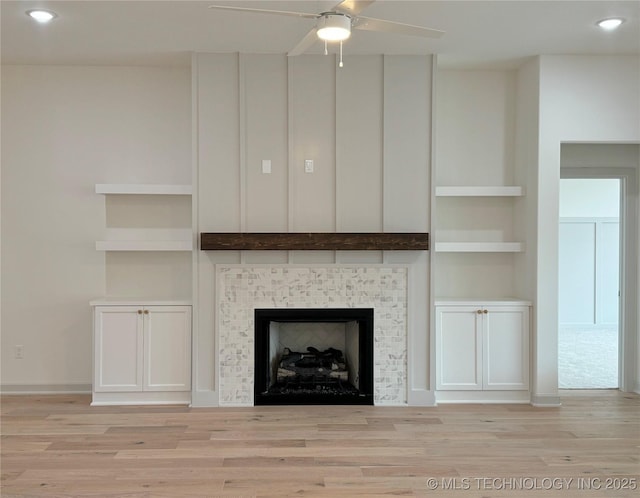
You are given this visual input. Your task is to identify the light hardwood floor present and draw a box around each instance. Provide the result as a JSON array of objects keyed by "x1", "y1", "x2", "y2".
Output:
[{"x1": 1, "y1": 391, "x2": 638, "y2": 497}]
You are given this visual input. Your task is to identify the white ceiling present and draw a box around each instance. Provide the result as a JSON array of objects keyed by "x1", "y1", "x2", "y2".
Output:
[{"x1": 2, "y1": 0, "x2": 639, "y2": 68}]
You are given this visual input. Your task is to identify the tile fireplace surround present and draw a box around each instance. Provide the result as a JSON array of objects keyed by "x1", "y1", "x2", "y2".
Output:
[{"x1": 216, "y1": 265, "x2": 408, "y2": 406}]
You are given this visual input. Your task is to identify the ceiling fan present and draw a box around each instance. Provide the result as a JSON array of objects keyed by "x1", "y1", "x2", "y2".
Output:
[{"x1": 208, "y1": 1, "x2": 444, "y2": 66}]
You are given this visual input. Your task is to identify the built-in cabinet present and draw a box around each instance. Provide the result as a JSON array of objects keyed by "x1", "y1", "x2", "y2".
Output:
[
  {"x1": 435, "y1": 301, "x2": 530, "y2": 394},
  {"x1": 92, "y1": 183, "x2": 193, "y2": 405},
  {"x1": 91, "y1": 301, "x2": 191, "y2": 405},
  {"x1": 433, "y1": 69, "x2": 532, "y2": 403}
]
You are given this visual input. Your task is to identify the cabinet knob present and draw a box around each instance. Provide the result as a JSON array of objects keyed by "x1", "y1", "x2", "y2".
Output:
[
  {"x1": 144, "y1": 309, "x2": 149, "y2": 315},
  {"x1": 137, "y1": 310, "x2": 143, "y2": 315},
  {"x1": 483, "y1": 309, "x2": 488, "y2": 314},
  {"x1": 477, "y1": 310, "x2": 482, "y2": 314}
]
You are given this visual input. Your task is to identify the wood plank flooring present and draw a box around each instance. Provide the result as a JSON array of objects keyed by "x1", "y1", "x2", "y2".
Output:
[{"x1": 1, "y1": 391, "x2": 638, "y2": 497}]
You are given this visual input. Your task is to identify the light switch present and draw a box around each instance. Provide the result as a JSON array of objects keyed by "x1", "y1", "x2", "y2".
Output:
[
  {"x1": 262, "y1": 159, "x2": 271, "y2": 174},
  {"x1": 304, "y1": 159, "x2": 314, "y2": 173}
]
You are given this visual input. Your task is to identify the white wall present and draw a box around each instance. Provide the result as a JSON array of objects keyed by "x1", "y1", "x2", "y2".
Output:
[
  {"x1": 514, "y1": 57, "x2": 540, "y2": 311},
  {"x1": 1, "y1": 65, "x2": 191, "y2": 391},
  {"x1": 193, "y1": 53, "x2": 432, "y2": 406},
  {"x1": 535, "y1": 55, "x2": 640, "y2": 401},
  {"x1": 560, "y1": 179, "x2": 620, "y2": 218},
  {"x1": 436, "y1": 70, "x2": 516, "y2": 186},
  {"x1": 559, "y1": 218, "x2": 619, "y2": 326}
]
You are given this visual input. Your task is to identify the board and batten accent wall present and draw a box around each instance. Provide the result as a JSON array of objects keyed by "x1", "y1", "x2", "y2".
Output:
[{"x1": 192, "y1": 53, "x2": 432, "y2": 406}]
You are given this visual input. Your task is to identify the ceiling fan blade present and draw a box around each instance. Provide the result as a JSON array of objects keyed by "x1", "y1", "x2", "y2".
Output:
[
  {"x1": 208, "y1": 5, "x2": 318, "y2": 20},
  {"x1": 353, "y1": 16, "x2": 445, "y2": 38},
  {"x1": 287, "y1": 28, "x2": 319, "y2": 57},
  {"x1": 332, "y1": 0, "x2": 376, "y2": 16}
]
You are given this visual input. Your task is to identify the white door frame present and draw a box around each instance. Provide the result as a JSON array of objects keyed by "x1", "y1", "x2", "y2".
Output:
[{"x1": 560, "y1": 167, "x2": 638, "y2": 393}]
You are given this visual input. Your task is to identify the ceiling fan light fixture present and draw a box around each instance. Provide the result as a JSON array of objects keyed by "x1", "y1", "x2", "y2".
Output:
[
  {"x1": 596, "y1": 18, "x2": 624, "y2": 30},
  {"x1": 317, "y1": 13, "x2": 351, "y2": 42}
]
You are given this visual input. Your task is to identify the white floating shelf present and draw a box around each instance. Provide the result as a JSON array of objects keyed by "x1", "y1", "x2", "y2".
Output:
[
  {"x1": 435, "y1": 186, "x2": 524, "y2": 197},
  {"x1": 435, "y1": 242, "x2": 524, "y2": 253},
  {"x1": 96, "y1": 184, "x2": 192, "y2": 195}
]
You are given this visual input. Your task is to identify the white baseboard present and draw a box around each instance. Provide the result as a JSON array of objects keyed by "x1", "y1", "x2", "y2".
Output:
[
  {"x1": 436, "y1": 390, "x2": 531, "y2": 404},
  {"x1": 190, "y1": 389, "x2": 220, "y2": 407},
  {"x1": 1, "y1": 384, "x2": 91, "y2": 394},
  {"x1": 91, "y1": 391, "x2": 191, "y2": 406},
  {"x1": 408, "y1": 389, "x2": 437, "y2": 406},
  {"x1": 530, "y1": 393, "x2": 562, "y2": 407}
]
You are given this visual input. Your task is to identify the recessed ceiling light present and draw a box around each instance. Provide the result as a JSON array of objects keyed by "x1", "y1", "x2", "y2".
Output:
[
  {"x1": 597, "y1": 18, "x2": 624, "y2": 30},
  {"x1": 26, "y1": 9, "x2": 58, "y2": 23}
]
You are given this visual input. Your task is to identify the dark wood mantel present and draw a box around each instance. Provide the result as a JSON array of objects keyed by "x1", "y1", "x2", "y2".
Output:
[{"x1": 200, "y1": 233, "x2": 429, "y2": 251}]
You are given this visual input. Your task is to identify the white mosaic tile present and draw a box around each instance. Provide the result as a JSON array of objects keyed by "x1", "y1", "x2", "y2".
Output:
[{"x1": 217, "y1": 266, "x2": 408, "y2": 406}]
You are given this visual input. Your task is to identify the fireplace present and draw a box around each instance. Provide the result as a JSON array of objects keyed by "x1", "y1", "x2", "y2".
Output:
[
  {"x1": 217, "y1": 265, "x2": 408, "y2": 406},
  {"x1": 254, "y1": 308, "x2": 374, "y2": 405}
]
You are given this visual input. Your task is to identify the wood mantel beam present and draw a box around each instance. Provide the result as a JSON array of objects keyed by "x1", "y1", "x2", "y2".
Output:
[{"x1": 200, "y1": 233, "x2": 429, "y2": 251}]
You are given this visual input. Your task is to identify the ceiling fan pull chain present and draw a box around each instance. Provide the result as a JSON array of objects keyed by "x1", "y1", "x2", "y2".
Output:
[
  {"x1": 324, "y1": 40, "x2": 328, "y2": 56},
  {"x1": 339, "y1": 40, "x2": 344, "y2": 68}
]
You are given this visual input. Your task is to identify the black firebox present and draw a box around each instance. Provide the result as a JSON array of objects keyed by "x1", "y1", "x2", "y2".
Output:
[{"x1": 254, "y1": 308, "x2": 374, "y2": 405}]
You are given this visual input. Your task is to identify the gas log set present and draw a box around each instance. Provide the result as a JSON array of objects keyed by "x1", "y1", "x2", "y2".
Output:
[{"x1": 275, "y1": 346, "x2": 352, "y2": 392}]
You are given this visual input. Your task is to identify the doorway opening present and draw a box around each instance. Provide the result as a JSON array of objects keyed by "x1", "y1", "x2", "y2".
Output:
[
  {"x1": 559, "y1": 143, "x2": 639, "y2": 393},
  {"x1": 558, "y1": 178, "x2": 620, "y2": 388}
]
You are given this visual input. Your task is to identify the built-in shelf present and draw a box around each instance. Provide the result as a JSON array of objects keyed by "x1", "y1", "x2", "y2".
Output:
[
  {"x1": 435, "y1": 186, "x2": 524, "y2": 197},
  {"x1": 200, "y1": 232, "x2": 429, "y2": 251},
  {"x1": 435, "y1": 242, "x2": 524, "y2": 253},
  {"x1": 96, "y1": 184, "x2": 192, "y2": 195}
]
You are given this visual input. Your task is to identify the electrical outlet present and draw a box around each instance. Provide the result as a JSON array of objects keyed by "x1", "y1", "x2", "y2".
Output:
[{"x1": 14, "y1": 345, "x2": 24, "y2": 359}]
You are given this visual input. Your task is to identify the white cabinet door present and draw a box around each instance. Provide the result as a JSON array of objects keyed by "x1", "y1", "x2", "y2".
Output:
[
  {"x1": 483, "y1": 306, "x2": 529, "y2": 390},
  {"x1": 435, "y1": 306, "x2": 482, "y2": 390},
  {"x1": 143, "y1": 306, "x2": 191, "y2": 392},
  {"x1": 436, "y1": 304, "x2": 530, "y2": 392},
  {"x1": 94, "y1": 306, "x2": 143, "y2": 392}
]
